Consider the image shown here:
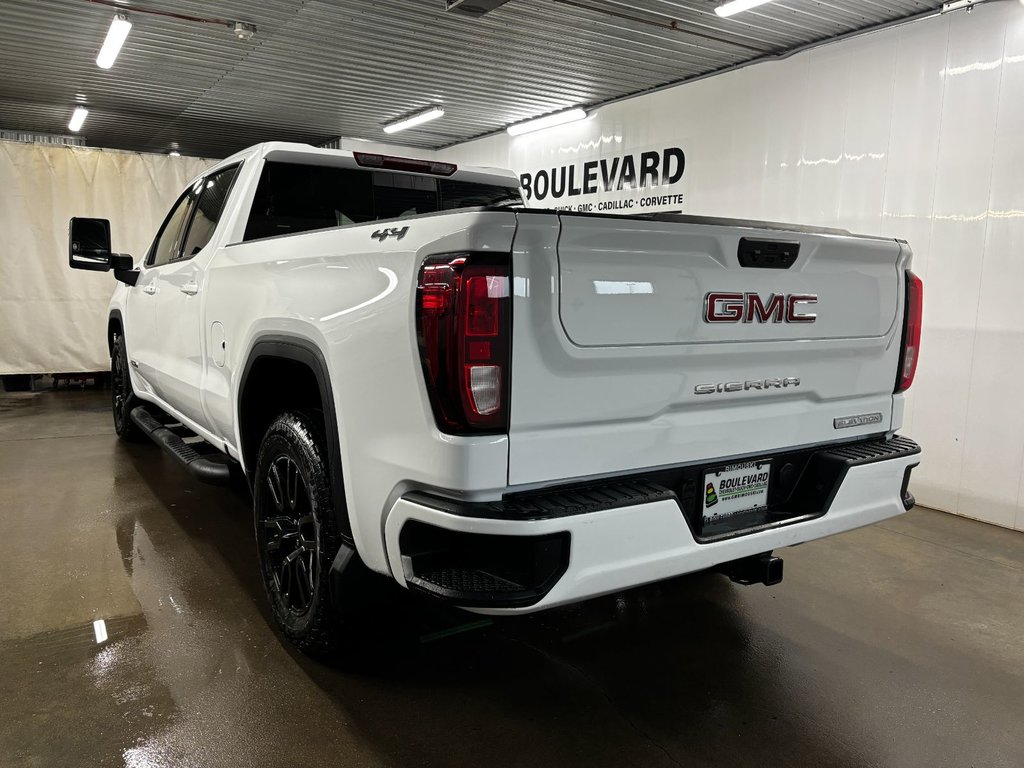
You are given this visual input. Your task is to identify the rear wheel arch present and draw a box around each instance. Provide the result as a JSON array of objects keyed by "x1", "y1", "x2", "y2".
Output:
[{"x1": 238, "y1": 335, "x2": 352, "y2": 541}]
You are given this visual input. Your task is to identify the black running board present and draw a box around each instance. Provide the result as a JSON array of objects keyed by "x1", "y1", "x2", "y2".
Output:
[{"x1": 129, "y1": 406, "x2": 231, "y2": 485}]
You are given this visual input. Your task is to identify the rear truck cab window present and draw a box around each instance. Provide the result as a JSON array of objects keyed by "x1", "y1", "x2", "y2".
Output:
[
  {"x1": 70, "y1": 143, "x2": 921, "y2": 656},
  {"x1": 242, "y1": 160, "x2": 523, "y2": 241}
]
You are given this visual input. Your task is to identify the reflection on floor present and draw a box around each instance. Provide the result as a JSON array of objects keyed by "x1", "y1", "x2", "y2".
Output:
[{"x1": 1, "y1": 389, "x2": 1022, "y2": 768}]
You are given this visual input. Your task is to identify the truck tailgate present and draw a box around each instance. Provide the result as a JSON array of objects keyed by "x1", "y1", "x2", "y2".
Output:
[{"x1": 507, "y1": 212, "x2": 909, "y2": 488}]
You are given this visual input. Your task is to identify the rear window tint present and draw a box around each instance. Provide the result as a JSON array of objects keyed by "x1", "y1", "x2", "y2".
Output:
[
  {"x1": 440, "y1": 179, "x2": 521, "y2": 210},
  {"x1": 243, "y1": 161, "x2": 521, "y2": 241}
]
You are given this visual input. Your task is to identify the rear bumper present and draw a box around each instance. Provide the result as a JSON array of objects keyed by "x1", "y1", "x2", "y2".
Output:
[{"x1": 383, "y1": 436, "x2": 920, "y2": 613}]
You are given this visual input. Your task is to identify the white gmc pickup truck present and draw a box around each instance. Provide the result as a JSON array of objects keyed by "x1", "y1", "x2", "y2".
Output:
[{"x1": 70, "y1": 142, "x2": 922, "y2": 654}]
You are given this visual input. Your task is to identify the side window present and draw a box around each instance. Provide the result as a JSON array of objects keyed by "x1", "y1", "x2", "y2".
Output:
[
  {"x1": 148, "y1": 192, "x2": 195, "y2": 267},
  {"x1": 178, "y1": 165, "x2": 240, "y2": 260}
]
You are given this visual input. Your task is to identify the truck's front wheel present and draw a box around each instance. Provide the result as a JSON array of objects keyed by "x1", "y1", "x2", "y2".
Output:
[
  {"x1": 111, "y1": 333, "x2": 143, "y2": 442},
  {"x1": 253, "y1": 412, "x2": 343, "y2": 655}
]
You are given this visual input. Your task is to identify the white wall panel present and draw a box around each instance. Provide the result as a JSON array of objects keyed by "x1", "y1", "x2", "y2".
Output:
[
  {"x1": 914, "y1": 7, "x2": 1004, "y2": 515},
  {"x1": 438, "y1": 1, "x2": 1024, "y2": 531},
  {"x1": 836, "y1": 34, "x2": 896, "y2": 238},
  {"x1": 963, "y1": 6, "x2": 1024, "y2": 530}
]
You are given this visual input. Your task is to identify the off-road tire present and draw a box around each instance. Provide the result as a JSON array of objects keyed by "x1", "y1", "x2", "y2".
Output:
[
  {"x1": 111, "y1": 333, "x2": 144, "y2": 442},
  {"x1": 253, "y1": 411, "x2": 344, "y2": 655}
]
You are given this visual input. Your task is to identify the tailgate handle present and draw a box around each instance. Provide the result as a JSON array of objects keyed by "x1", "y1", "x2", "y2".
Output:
[{"x1": 737, "y1": 238, "x2": 799, "y2": 269}]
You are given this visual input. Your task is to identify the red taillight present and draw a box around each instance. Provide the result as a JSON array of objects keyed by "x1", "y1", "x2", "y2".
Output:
[
  {"x1": 465, "y1": 276, "x2": 501, "y2": 336},
  {"x1": 417, "y1": 253, "x2": 510, "y2": 434},
  {"x1": 896, "y1": 270, "x2": 923, "y2": 392}
]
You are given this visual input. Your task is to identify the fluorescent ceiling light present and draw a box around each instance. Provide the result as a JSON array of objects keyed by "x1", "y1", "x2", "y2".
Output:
[
  {"x1": 715, "y1": 0, "x2": 777, "y2": 17},
  {"x1": 68, "y1": 106, "x2": 89, "y2": 132},
  {"x1": 96, "y1": 13, "x2": 132, "y2": 69},
  {"x1": 168, "y1": 151, "x2": 181, "y2": 157},
  {"x1": 383, "y1": 106, "x2": 445, "y2": 134},
  {"x1": 507, "y1": 108, "x2": 587, "y2": 136}
]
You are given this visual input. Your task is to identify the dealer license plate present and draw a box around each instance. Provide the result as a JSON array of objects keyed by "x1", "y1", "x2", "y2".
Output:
[{"x1": 702, "y1": 460, "x2": 771, "y2": 523}]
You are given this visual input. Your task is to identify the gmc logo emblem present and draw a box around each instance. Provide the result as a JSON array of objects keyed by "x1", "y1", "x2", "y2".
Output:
[{"x1": 704, "y1": 292, "x2": 817, "y2": 323}]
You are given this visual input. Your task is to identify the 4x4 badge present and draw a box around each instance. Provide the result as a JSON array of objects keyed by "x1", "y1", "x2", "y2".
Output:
[{"x1": 371, "y1": 226, "x2": 409, "y2": 242}]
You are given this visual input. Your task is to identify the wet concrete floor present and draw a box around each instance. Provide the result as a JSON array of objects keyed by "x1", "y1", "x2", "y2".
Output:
[{"x1": 1, "y1": 388, "x2": 1022, "y2": 767}]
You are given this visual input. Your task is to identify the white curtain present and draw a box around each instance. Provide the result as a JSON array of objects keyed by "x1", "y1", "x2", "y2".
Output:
[{"x1": 0, "y1": 141, "x2": 215, "y2": 374}]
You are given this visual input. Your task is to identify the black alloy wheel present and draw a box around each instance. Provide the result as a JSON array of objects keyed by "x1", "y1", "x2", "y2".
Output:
[
  {"x1": 262, "y1": 454, "x2": 320, "y2": 614},
  {"x1": 253, "y1": 411, "x2": 344, "y2": 653},
  {"x1": 111, "y1": 333, "x2": 143, "y2": 441}
]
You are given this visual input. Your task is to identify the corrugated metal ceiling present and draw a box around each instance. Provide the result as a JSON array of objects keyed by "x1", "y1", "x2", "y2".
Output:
[{"x1": 0, "y1": 0, "x2": 945, "y2": 158}]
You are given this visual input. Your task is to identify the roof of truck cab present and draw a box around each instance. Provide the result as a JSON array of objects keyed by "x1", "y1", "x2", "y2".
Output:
[{"x1": 205, "y1": 141, "x2": 519, "y2": 189}]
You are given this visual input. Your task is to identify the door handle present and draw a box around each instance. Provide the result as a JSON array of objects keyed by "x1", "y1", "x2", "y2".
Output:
[
  {"x1": 180, "y1": 282, "x2": 199, "y2": 296},
  {"x1": 143, "y1": 284, "x2": 158, "y2": 295}
]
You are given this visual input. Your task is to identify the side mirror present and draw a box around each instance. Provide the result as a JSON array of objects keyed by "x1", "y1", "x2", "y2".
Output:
[
  {"x1": 69, "y1": 217, "x2": 113, "y2": 271},
  {"x1": 69, "y1": 217, "x2": 138, "y2": 285}
]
